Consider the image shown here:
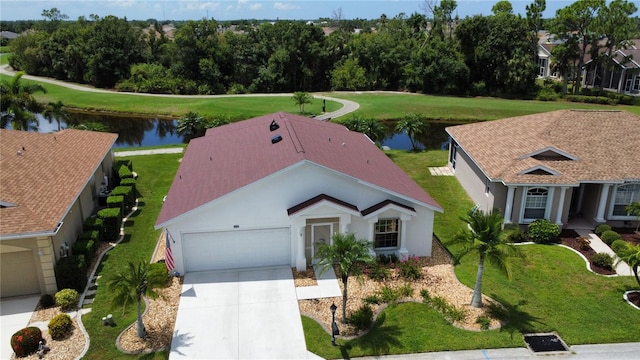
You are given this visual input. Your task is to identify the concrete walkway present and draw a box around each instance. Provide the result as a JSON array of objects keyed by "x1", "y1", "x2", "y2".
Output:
[
  {"x1": 115, "y1": 147, "x2": 184, "y2": 157},
  {"x1": 574, "y1": 229, "x2": 633, "y2": 276},
  {"x1": 0, "y1": 295, "x2": 40, "y2": 360},
  {"x1": 296, "y1": 266, "x2": 342, "y2": 300}
]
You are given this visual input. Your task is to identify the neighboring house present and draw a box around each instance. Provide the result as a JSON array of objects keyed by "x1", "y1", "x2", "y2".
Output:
[
  {"x1": 0, "y1": 129, "x2": 117, "y2": 298},
  {"x1": 155, "y1": 112, "x2": 442, "y2": 274},
  {"x1": 584, "y1": 39, "x2": 640, "y2": 95},
  {"x1": 446, "y1": 110, "x2": 640, "y2": 229},
  {"x1": 537, "y1": 43, "x2": 558, "y2": 79},
  {"x1": 0, "y1": 31, "x2": 19, "y2": 40}
]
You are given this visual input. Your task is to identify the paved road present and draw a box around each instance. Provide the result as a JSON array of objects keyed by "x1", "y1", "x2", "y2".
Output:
[{"x1": 0, "y1": 64, "x2": 359, "y2": 120}]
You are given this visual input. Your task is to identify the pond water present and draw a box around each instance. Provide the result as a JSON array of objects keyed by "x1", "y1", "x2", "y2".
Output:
[{"x1": 32, "y1": 112, "x2": 458, "y2": 151}]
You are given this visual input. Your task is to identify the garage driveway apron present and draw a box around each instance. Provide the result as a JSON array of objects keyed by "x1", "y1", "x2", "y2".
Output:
[{"x1": 170, "y1": 266, "x2": 308, "y2": 359}]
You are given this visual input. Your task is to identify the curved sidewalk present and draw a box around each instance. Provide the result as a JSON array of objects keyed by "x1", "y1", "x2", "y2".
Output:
[{"x1": 574, "y1": 229, "x2": 633, "y2": 276}]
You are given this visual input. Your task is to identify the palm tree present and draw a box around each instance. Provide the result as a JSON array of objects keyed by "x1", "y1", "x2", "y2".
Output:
[
  {"x1": 314, "y1": 233, "x2": 374, "y2": 323},
  {"x1": 625, "y1": 201, "x2": 640, "y2": 232},
  {"x1": 42, "y1": 100, "x2": 68, "y2": 131},
  {"x1": 1, "y1": 72, "x2": 47, "y2": 130},
  {"x1": 395, "y1": 113, "x2": 427, "y2": 151},
  {"x1": 453, "y1": 208, "x2": 524, "y2": 308},
  {"x1": 615, "y1": 244, "x2": 640, "y2": 288},
  {"x1": 176, "y1": 111, "x2": 206, "y2": 142},
  {"x1": 108, "y1": 261, "x2": 167, "y2": 338},
  {"x1": 341, "y1": 116, "x2": 388, "y2": 144},
  {"x1": 292, "y1": 91, "x2": 312, "y2": 114}
]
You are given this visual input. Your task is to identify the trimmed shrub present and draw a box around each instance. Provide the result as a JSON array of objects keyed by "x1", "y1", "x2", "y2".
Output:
[
  {"x1": 611, "y1": 239, "x2": 630, "y2": 255},
  {"x1": 55, "y1": 256, "x2": 87, "y2": 292},
  {"x1": 120, "y1": 177, "x2": 136, "y2": 194},
  {"x1": 398, "y1": 256, "x2": 422, "y2": 280},
  {"x1": 536, "y1": 87, "x2": 559, "y2": 101},
  {"x1": 97, "y1": 207, "x2": 122, "y2": 241},
  {"x1": 55, "y1": 289, "x2": 79, "y2": 311},
  {"x1": 117, "y1": 164, "x2": 134, "y2": 180},
  {"x1": 48, "y1": 314, "x2": 73, "y2": 340},
  {"x1": 507, "y1": 227, "x2": 528, "y2": 243},
  {"x1": 591, "y1": 252, "x2": 614, "y2": 269},
  {"x1": 348, "y1": 304, "x2": 374, "y2": 330},
  {"x1": 83, "y1": 217, "x2": 103, "y2": 232},
  {"x1": 38, "y1": 294, "x2": 55, "y2": 309},
  {"x1": 11, "y1": 327, "x2": 42, "y2": 357},
  {"x1": 79, "y1": 230, "x2": 100, "y2": 243},
  {"x1": 106, "y1": 195, "x2": 125, "y2": 217},
  {"x1": 600, "y1": 230, "x2": 621, "y2": 245},
  {"x1": 527, "y1": 219, "x2": 559, "y2": 244},
  {"x1": 595, "y1": 224, "x2": 612, "y2": 236},
  {"x1": 110, "y1": 185, "x2": 134, "y2": 210},
  {"x1": 72, "y1": 240, "x2": 95, "y2": 259}
]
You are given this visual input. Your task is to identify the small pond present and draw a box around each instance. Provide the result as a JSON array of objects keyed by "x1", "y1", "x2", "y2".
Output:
[{"x1": 32, "y1": 112, "x2": 459, "y2": 151}]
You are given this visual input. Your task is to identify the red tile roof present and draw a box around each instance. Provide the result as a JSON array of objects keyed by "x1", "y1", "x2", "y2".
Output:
[
  {"x1": 156, "y1": 113, "x2": 441, "y2": 226},
  {"x1": 446, "y1": 110, "x2": 640, "y2": 185},
  {"x1": 0, "y1": 129, "x2": 118, "y2": 237}
]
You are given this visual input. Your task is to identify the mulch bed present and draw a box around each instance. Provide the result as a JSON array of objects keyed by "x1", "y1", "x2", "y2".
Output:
[
  {"x1": 612, "y1": 228, "x2": 640, "y2": 246},
  {"x1": 626, "y1": 291, "x2": 640, "y2": 308},
  {"x1": 559, "y1": 229, "x2": 616, "y2": 276}
]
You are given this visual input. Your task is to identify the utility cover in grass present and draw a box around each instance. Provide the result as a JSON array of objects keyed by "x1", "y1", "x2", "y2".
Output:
[{"x1": 523, "y1": 333, "x2": 569, "y2": 353}]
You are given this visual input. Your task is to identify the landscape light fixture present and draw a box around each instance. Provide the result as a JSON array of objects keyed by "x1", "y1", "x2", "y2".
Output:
[{"x1": 330, "y1": 303, "x2": 339, "y2": 346}]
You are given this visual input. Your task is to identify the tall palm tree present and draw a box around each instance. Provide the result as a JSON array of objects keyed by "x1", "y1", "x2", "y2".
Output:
[
  {"x1": 314, "y1": 233, "x2": 374, "y2": 323},
  {"x1": 108, "y1": 261, "x2": 167, "y2": 338},
  {"x1": 453, "y1": 208, "x2": 524, "y2": 308},
  {"x1": 625, "y1": 201, "x2": 640, "y2": 232},
  {"x1": 42, "y1": 100, "x2": 68, "y2": 131},
  {"x1": 615, "y1": 244, "x2": 640, "y2": 288},
  {"x1": 292, "y1": 91, "x2": 312, "y2": 114},
  {"x1": 395, "y1": 113, "x2": 427, "y2": 151},
  {"x1": 1, "y1": 72, "x2": 47, "y2": 130}
]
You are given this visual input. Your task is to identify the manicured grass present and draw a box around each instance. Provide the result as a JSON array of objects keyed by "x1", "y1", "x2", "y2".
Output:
[
  {"x1": 0, "y1": 53, "x2": 9, "y2": 66},
  {"x1": 81, "y1": 152, "x2": 182, "y2": 360},
  {"x1": 304, "y1": 149, "x2": 640, "y2": 358},
  {"x1": 0, "y1": 73, "x2": 341, "y2": 119},
  {"x1": 325, "y1": 92, "x2": 640, "y2": 119}
]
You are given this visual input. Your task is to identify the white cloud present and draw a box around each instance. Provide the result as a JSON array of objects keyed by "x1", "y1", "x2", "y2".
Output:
[
  {"x1": 248, "y1": 3, "x2": 263, "y2": 11},
  {"x1": 273, "y1": 2, "x2": 300, "y2": 11}
]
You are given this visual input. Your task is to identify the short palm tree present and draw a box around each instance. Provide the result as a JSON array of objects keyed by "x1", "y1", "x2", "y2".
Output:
[
  {"x1": 625, "y1": 201, "x2": 640, "y2": 232},
  {"x1": 453, "y1": 208, "x2": 524, "y2": 308},
  {"x1": 292, "y1": 91, "x2": 312, "y2": 114},
  {"x1": 108, "y1": 261, "x2": 167, "y2": 338},
  {"x1": 616, "y1": 244, "x2": 640, "y2": 288},
  {"x1": 176, "y1": 111, "x2": 206, "y2": 142},
  {"x1": 42, "y1": 100, "x2": 68, "y2": 131},
  {"x1": 1, "y1": 72, "x2": 47, "y2": 130},
  {"x1": 314, "y1": 233, "x2": 374, "y2": 323},
  {"x1": 394, "y1": 113, "x2": 427, "y2": 151}
]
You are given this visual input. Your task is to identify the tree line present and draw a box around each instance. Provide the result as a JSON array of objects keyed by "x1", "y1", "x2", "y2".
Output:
[{"x1": 4, "y1": 0, "x2": 639, "y2": 98}]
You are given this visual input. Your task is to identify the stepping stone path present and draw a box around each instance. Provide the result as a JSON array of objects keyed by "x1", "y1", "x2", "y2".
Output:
[{"x1": 82, "y1": 276, "x2": 101, "y2": 306}]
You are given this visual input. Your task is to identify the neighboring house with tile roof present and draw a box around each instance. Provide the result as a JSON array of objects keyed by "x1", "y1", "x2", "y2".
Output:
[
  {"x1": 156, "y1": 112, "x2": 442, "y2": 274},
  {"x1": 0, "y1": 129, "x2": 117, "y2": 298},
  {"x1": 445, "y1": 110, "x2": 640, "y2": 229}
]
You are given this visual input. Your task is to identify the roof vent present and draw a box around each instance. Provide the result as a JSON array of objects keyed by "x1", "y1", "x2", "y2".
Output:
[
  {"x1": 270, "y1": 120, "x2": 280, "y2": 132},
  {"x1": 271, "y1": 134, "x2": 283, "y2": 144}
]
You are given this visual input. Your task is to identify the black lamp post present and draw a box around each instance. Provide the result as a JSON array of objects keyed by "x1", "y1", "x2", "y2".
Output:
[{"x1": 330, "y1": 302, "x2": 339, "y2": 346}]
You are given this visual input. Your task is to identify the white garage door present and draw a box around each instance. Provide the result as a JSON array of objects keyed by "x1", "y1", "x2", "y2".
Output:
[
  {"x1": 182, "y1": 227, "x2": 291, "y2": 272},
  {"x1": 1, "y1": 250, "x2": 40, "y2": 297}
]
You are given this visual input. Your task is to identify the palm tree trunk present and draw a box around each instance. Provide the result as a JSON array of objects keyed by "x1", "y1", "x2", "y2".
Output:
[
  {"x1": 136, "y1": 299, "x2": 146, "y2": 338},
  {"x1": 633, "y1": 266, "x2": 640, "y2": 289},
  {"x1": 341, "y1": 275, "x2": 348, "y2": 324},
  {"x1": 471, "y1": 254, "x2": 485, "y2": 308}
]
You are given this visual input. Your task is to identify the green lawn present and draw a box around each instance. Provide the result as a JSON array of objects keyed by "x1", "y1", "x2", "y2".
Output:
[
  {"x1": 81, "y1": 152, "x2": 183, "y2": 360},
  {"x1": 325, "y1": 92, "x2": 640, "y2": 119},
  {"x1": 303, "y1": 150, "x2": 640, "y2": 358}
]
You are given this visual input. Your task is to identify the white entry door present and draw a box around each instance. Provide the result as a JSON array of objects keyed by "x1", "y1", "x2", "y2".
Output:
[{"x1": 311, "y1": 224, "x2": 333, "y2": 264}]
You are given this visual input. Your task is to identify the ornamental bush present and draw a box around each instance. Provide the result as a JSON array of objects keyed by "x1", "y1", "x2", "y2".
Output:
[
  {"x1": 55, "y1": 289, "x2": 79, "y2": 311},
  {"x1": 595, "y1": 224, "x2": 612, "y2": 236},
  {"x1": 507, "y1": 227, "x2": 528, "y2": 243},
  {"x1": 97, "y1": 207, "x2": 122, "y2": 241},
  {"x1": 527, "y1": 219, "x2": 559, "y2": 244},
  {"x1": 120, "y1": 177, "x2": 136, "y2": 195},
  {"x1": 72, "y1": 240, "x2": 95, "y2": 260},
  {"x1": 83, "y1": 217, "x2": 103, "y2": 242},
  {"x1": 591, "y1": 252, "x2": 614, "y2": 269},
  {"x1": 600, "y1": 230, "x2": 621, "y2": 245},
  {"x1": 106, "y1": 194, "x2": 125, "y2": 217},
  {"x1": 10, "y1": 326, "x2": 42, "y2": 357},
  {"x1": 611, "y1": 240, "x2": 630, "y2": 255},
  {"x1": 55, "y1": 255, "x2": 87, "y2": 292},
  {"x1": 48, "y1": 314, "x2": 73, "y2": 340},
  {"x1": 38, "y1": 294, "x2": 55, "y2": 309},
  {"x1": 348, "y1": 304, "x2": 374, "y2": 330},
  {"x1": 397, "y1": 256, "x2": 422, "y2": 280},
  {"x1": 110, "y1": 185, "x2": 134, "y2": 210}
]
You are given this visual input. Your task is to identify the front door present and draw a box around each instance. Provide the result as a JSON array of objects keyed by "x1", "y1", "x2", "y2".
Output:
[{"x1": 311, "y1": 224, "x2": 333, "y2": 264}]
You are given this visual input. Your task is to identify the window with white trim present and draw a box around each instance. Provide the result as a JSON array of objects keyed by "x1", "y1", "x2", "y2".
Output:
[
  {"x1": 374, "y1": 219, "x2": 399, "y2": 249},
  {"x1": 524, "y1": 187, "x2": 548, "y2": 220},
  {"x1": 612, "y1": 183, "x2": 640, "y2": 216},
  {"x1": 538, "y1": 57, "x2": 548, "y2": 77}
]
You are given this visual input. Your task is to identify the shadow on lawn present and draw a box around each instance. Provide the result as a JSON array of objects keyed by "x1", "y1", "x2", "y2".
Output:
[
  {"x1": 340, "y1": 313, "x2": 402, "y2": 358},
  {"x1": 488, "y1": 295, "x2": 545, "y2": 340}
]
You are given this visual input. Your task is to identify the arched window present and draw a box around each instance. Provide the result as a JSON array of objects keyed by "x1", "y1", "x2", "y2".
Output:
[
  {"x1": 524, "y1": 187, "x2": 548, "y2": 220},
  {"x1": 613, "y1": 183, "x2": 640, "y2": 216}
]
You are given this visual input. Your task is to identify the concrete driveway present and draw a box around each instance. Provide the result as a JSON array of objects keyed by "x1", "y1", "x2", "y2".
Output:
[
  {"x1": 1, "y1": 295, "x2": 40, "y2": 360},
  {"x1": 170, "y1": 266, "x2": 309, "y2": 359}
]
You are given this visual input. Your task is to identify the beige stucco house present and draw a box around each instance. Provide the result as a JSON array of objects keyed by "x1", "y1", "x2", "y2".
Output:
[
  {"x1": 446, "y1": 110, "x2": 640, "y2": 229},
  {"x1": 0, "y1": 129, "x2": 117, "y2": 298}
]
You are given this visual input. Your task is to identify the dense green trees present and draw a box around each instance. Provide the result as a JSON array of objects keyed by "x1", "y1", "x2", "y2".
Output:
[
  {"x1": 5, "y1": 2, "x2": 639, "y2": 97},
  {"x1": 1, "y1": 72, "x2": 46, "y2": 130}
]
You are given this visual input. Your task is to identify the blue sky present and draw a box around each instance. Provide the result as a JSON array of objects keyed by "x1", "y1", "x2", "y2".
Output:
[{"x1": 0, "y1": 1, "x2": 628, "y2": 22}]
